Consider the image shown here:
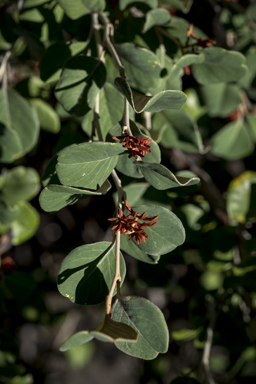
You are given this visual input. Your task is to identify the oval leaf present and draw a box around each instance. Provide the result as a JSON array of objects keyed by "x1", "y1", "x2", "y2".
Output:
[
  {"x1": 210, "y1": 119, "x2": 254, "y2": 160},
  {"x1": 112, "y1": 296, "x2": 169, "y2": 359},
  {"x1": 57, "y1": 242, "x2": 126, "y2": 305},
  {"x1": 39, "y1": 180, "x2": 111, "y2": 213},
  {"x1": 0, "y1": 166, "x2": 40, "y2": 206},
  {"x1": 29, "y1": 98, "x2": 60, "y2": 133},
  {"x1": 192, "y1": 47, "x2": 247, "y2": 84},
  {"x1": 0, "y1": 88, "x2": 39, "y2": 162},
  {"x1": 56, "y1": 142, "x2": 125, "y2": 189},
  {"x1": 130, "y1": 204, "x2": 185, "y2": 256},
  {"x1": 120, "y1": 234, "x2": 160, "y2": 264},
  {"x1": 143, "y1": 9, "x2": 171, "y2": 33},
  {"x1": 57, "y1": 0, "x2": 105, "y2": 20},
  {"x1": 136, "y1": 162, "x2": 200, "y2": 190},
  {"x1": 115, "y1": 77, "x2": 187, "y2": 113}
]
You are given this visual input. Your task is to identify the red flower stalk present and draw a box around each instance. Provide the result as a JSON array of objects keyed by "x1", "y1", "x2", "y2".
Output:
[
  {"x1": 108, "y1": 200, "x2": 158, "y2": 244},
  {"x1": 113, "y1": 135, "x2": 152, "y2": 158}
]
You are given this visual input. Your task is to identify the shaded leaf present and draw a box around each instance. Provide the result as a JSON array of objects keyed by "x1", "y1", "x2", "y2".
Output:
[
  {"x1": 57, "y1": 0, "x2": 105, "y2": 20},
  {"x1": 192, "y1": 47, "x2": 247, "y2": 84},
  {"x1": 201, "y1": 83, "x2": 241, "y2": 118},
  {"x1": 210, "y1": 119, "x2": 254, "y2": 160},
  {"x1": 39, "y1": 180, "x2": 111, "y2": 213},
  {"x1": 0, "y1": 166, "x2": 40, "y2": 206},
  {"x1": 157, "y1": 110, "x2": 203, "y2": 153},
  {"x1": 130, "y1": 204, "x2": 185, "y2": 256},
  {"x1": 112, "y1": 296, "x2": 169, "y2": 359},
  {"x1": 114, "y1": 77, "x2": 187, "y2": 113},
  {"x1": 113, "y1": 182, "x2": 149, "y2": 207},
  {"x1": 60, "y1": 315, "x2": 137, "y2": 351},
  {"x1": 136, "y1": 162, "x2": 200, "y2": 190},
  {"x1": 82, "y1": 82, "x2": 123, "y2": 140},
  {"x1": 55, "y1": 56, "x2": 106, "y2": 116},
  {"x1": 57, "y1": 242, "x2": 126, "y2": 305},
  {"x1": 120, "y1": 235, "x2": 160, "y2": 264},
  {"x1": 56, "y1": 142, "x2": 125, "y2": 189},
  {"x1": 119, "y1": 0, "x2": 157, "y2": 11},
  {"x1": 246, "y1": 114, "x2": 256, "y2": 143},
  {"x1": 29, "y1": 98, "x2": 61, "y2": 133},
  {"x1": 143, "y1": 9, "x2": 171, "y2": 33},
  {"x1": 0, "y1": 88, "x2": 39, "y2": 163},
  {"x1": 115, "y1": 43, "x2": 163, "y2": 92},
  {"x1": 0, "y1": 200, "x2": 18, "y2": 225}
]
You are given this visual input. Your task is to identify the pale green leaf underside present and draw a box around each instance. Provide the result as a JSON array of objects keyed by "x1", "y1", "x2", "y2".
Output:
[
  {"x1": 60, "y1": 315, "x2": 137, "y2": 351},
  {"x1": 136, "y1": 162, "x2": 200, "y2": 190},
  {"x1": 39, "y1": 180, "x2": 111, "y2": 213},
  {"x1": 115, "y1": 77, "x2": 187, "y2": 113},
  {"x1": 112, "y1": 296, "x2": 169, "y2": 359}
]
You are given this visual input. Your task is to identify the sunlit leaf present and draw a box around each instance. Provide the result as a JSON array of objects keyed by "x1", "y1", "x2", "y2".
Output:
[{"x1": 57, "y1": 242, "x2": 126, "y2": 305}]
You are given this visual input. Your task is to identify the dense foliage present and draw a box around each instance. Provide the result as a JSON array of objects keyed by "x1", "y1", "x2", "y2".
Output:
[{"x1": 1, "y1": 0, "x2": 256, "y2": 383}]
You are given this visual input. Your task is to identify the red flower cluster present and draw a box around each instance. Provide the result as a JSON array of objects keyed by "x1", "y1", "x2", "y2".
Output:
[
  {"x1": 108, "y1": 201, "x2": 158, "y2": 244},
  {"x1": 113, "y1": 135, "x2": 152, "y2": 158}
]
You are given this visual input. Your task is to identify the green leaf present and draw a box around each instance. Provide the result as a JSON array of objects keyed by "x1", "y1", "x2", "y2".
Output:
[
  {"x1": 201, "y1": 83, "x2": 241, "y2": 117},
  {"x1": 136, "y1": 162, "x2": 200, "y2": 190},
  {"x1": 40, "y1": 42, "x2": 71, "y2": 82},
  {"x1": 60, "y1": 315, "x2": 137, "y2": 351},
  {"x1": 171, "y1": 327, "x2": 202, "y2": 341},
  {"x1": 57, "y1": 242, "x2": 126, "y2": 305},
  {"x1": 56, "y1": 142, "x2": 125, "y2": 189},
  {"x1": 0, "y1": 88, "x2": 39, "y2": 163},
  {"x1": 39, "y1": 180, "x2": 111, "y2": 213},
  {"x1": 130, "y1": 204, "x2": 185, "y2": 256},
  {"x1": 115, "y1": 43, "x2": 164, "y2": 92},
  {"x1": 57, "y1": 0, "x2": 105, "y2": 20},
  {"x1": 120, "y1": 235, "x2": 159, "y2": 264},
  {"x1": 10, "y1": 201, "x2": 40, "y2": 246},
  {"x1": 166, "y1": 17, "x2": 207, "y2": 46},
  {"x1": 112, "y1": 296, "x2": 169, "y2": 359},
  {"x1": 114, "y1": 77, "x2": 187, "y2": 113},
  {"x1": 246, "y1": 114, "x2": 256, "y2": 143},
  {"x1": 29, "y1": 98, "x2": 61, "y2": 133},
  {"x1": 226, "y1": 171, "x2": 256, "y2": 223},
  {"x1": 175, "y1": 53, "x2": 204, "y2": 68},
  {"x1": 110, "y1": 121, "x2": 161, "y2": 178},
  {"x1": 0, "y1": 166, "x2": 40, "y2": 206},
  {"x1": 143, "y1": 9, "x2": 171, "y2": 33},
  {"x1": 161, "y1": 0, "x2": 193, "y2": 13},
  {"x1": 0, "y1": 200, "x2": 18, "y2": 225},
  {"x1": 210, "y1": 119, "x2": 254, "y2": 160},
  {"x1": 119, "y1": 0, "x2": 157, "y2": 10},
  {"x1": 55, "y1": 56, "x2": 106, "y2": 116},
  {"x1": 157, "y1": 110, "x2": 203, "y2": 153},
  {"x1": 20, "y1": 9, "x2": 44, "y2": 22},
  {"x1": 82, "y1": 82, "x2": 123, "y2": 140},
  {"x1": 0, "y1": 122, "x2": 22, "y2": 163},
  {"x1": 192, "y1": 47, "x2": 247, "y2": 84},
  {"x1": 238, "y1": 52, "x2": 256, "y2": 90}
]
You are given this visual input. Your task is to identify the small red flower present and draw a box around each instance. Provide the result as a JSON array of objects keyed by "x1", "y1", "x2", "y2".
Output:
[
  {"x1": 197, "y1": 38, "x2": 216, "y2": 48},
  {"x1": 113, "y1": 135, "x2": 152, "y2": 158},
  {"x1": 108, "y1": 200, "x2": 158, "y2": 244}
]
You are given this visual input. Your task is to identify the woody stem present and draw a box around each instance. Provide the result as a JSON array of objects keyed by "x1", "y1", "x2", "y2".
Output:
[{"x1": 106, "y1": 170, "x2": 126, "y2": 314}]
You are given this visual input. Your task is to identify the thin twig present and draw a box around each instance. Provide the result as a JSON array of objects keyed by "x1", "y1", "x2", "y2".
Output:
[
  {"x1": 99, "y1": 13, "x2": 126, "y2": 79},
  {"x1": 0, "y1": 51, "x2": 11, "y2": 84},
  {"x1": 122, "y1": 98, "x2": 132, "y2": 135},
  {"x1": 105, "y1": 169, "x2": 126, "y2": 314},
  {"x1": 199, "y1": 305, "x2": 216, "y2": 384}
]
